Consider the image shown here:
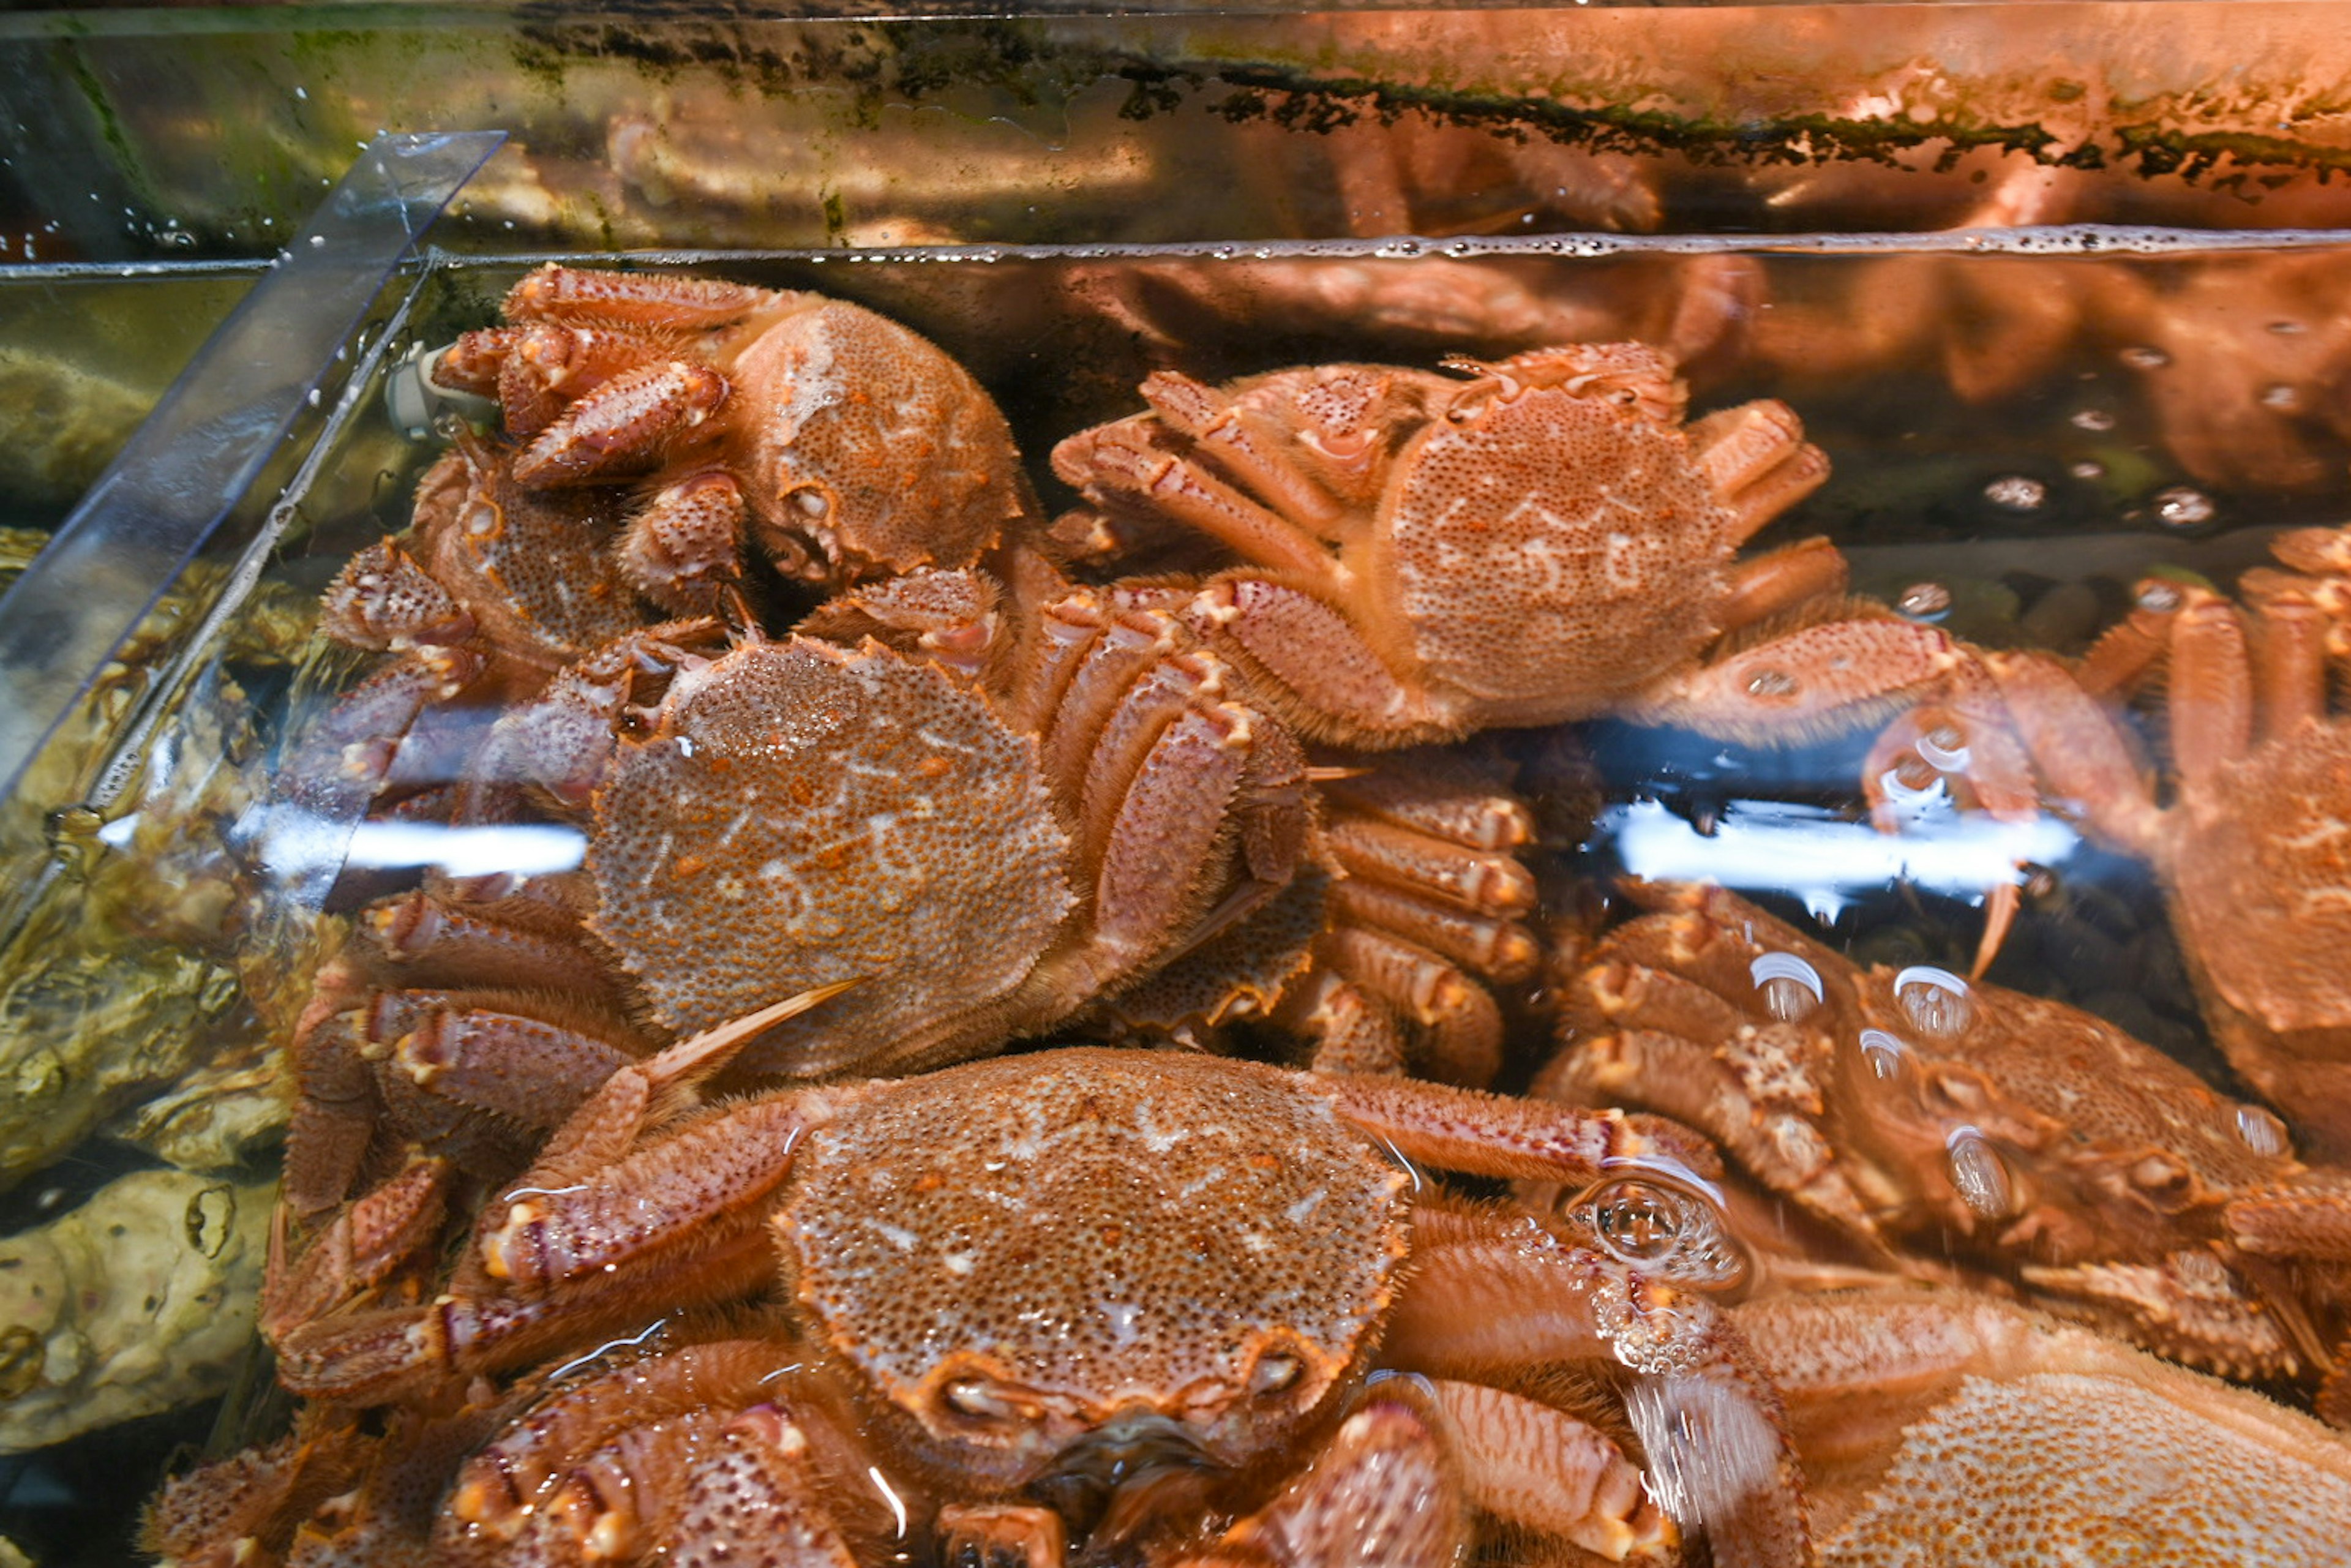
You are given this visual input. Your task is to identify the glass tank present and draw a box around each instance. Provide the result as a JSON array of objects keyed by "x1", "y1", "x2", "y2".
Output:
[{"x1": 4, "y1": 6, "x2": 2351, "y2": 1566}]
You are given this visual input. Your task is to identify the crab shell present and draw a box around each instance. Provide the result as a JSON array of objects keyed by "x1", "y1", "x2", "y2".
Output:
[
  {"x1": 582, "y1": 635, "x2": 1076, "y2": 1078},
  {"x1": 773, "y1": 1050, "x2": 1410, "y2": 1495}
]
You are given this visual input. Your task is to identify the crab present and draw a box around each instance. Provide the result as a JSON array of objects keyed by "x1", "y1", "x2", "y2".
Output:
[
  {"x1": 1538, "y1": 881, "x2": 2351, "y2": 1419},
  {"x1": 1734, "y1": 1285, "x2": 2351, "y2": 1566},
  {"x1": 1862, "y1": 526, "x2": 2351, "y2": 1163},
  {"x1": 428, "y1": 264, "x2": 1035, "y2": 617},
  {"x1": 276, "y1": 433, "x2": 653, "y2": 831},
  {"x1": 267, "y1": 1041, "x2": 1802, "y2": 1568},
  {"x1": 1048, "y1": 342, "x2": 1982, "y2": 752}
]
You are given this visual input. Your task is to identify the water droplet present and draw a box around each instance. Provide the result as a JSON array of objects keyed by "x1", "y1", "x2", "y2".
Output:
[
  {"x1": 1750, "y1": 952, "x2": 1824, "y2": 1021},
  {"x1": 1745, "y1": 668, "x2": 1798, "y2": 699},
  {"x1": 1982, "y1": 475, "x2": 2047, "y2": 511},
  {"x1": 1894, "y1": 966, "x2": 1973, "y2": 1038},
  {"x1": 2235, "y1": 1104, "x2": 2290, "y2": 1158},
  {"x1": 1858, "y1": 1029, "x2": 1910, "y2": 1079},
  {"x1": 1895, "y1": 582, "x2": 1952, "y2": 621},
  {"x1": 2260, "y1": 383, "x2": 2303, "y2": 411},
  {"x1": 2153, "y1": 486, "x2": 2216, "y2": 529},
  {"x1": 2069, "y1": 459, "x2": 2106, "y2": 480},
  {"x1": 1946, "y1": 1128, "x2": 2015, "y2": 1219},
  {"x1": 2120, "y1": 345, "x2": 2170, "y2": 370},
  {"x1": 2070, "y1": 407, "x2": 2117, "y2": 432}
]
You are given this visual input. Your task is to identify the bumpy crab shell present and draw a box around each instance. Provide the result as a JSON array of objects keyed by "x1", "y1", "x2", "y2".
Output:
[{"x1": 581, "y1": 634, "x2": 1077, "y2": 1077}]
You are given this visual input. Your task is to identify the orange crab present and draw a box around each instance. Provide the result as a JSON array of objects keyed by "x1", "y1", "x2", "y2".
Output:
[
  {"x1": 429, "y1": 264, "x2": 1035, "y2": 617},
  {"x1": 1049, "y1": 343, "x2": 1974, "y2": 752},
  {"x1": 269, "y1": 1042, "x2": 1796, "y2": 1568}
]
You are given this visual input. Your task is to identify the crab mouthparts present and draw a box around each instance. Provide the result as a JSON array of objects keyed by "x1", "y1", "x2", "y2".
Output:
[{"x1": 1026, "y1": 1413, "x2": 1218, "y2": 1546}]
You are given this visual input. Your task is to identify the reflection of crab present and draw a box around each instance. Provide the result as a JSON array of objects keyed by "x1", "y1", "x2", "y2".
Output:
[
  {"x1": 1545, "y1": 883, "x2": 2351, "y2": 1416},
  {"x1": 1052, "y1": 343, "x2": 1966, "y2": 751},
  {"x1": 430, "y1": 265, "x2": 1035, "y2": 615},
  {"x1": 1867, "y1": 525, "x2": 2351, "y2": 1164},
  {"x1": 272, "y1": 1045, "x2": 1796, "y2": 1567},
  {"x1": 1738, "y1": 1285, "x2": 2351, "y2": 1564}
]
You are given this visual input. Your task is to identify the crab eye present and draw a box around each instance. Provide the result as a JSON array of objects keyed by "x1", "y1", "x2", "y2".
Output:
[{"x1": 1248, "y1": 1353, "x2": 1302, "y2": 1397}]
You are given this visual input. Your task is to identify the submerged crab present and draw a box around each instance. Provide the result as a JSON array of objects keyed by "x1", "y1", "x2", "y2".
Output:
[
  {"x1": 430, "y1": 264, "x2": 1035, "y2": 616},
  {"x1": 1865, "y1": 525, "x2": 2351, "y2": 1162},
  {"x1": 272, "y1": 1043, "x2": 1799, "y2": 1568},
  {"x1": 277, "y1": 435, "x2": 652, "y2": 831},
  {"x1": 1051, "y1": 343, "x2": 1969, "y2": 751},
  {"x1": 1544, "y1": 882, "x2": 2351, "y2": 1416},
  {"x1": 1736, "y1": 1285, "x2": 2351, "y2": 1566}
]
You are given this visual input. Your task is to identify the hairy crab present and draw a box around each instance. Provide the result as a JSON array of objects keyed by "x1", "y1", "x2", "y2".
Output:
[
  {"x1": 1735, "y1": 1285, "x2": 2351, "y2": 1565},
  {"x1": 1049, "y1": 343, "x2": 1978, "y2": 751},
  {"x1": 429, "y1": 264, "x2": 1035, "y2": 616},
  {"x1": 277, "y1": 437, "x2": 653, "y2": 830},
  {"x1": 1866, "y1": 525, "x2": 2351, "y2": 1162},
  {"x1": 264, "y1": 1042, "x2": 1798, "y2": 1568},
  {"x1": 1542, "y1": 882, "x2": 2351, "y2": 1417}
]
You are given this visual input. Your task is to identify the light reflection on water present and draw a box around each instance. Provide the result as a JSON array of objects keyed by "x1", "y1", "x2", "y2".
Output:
[{"x1": 1600, "y1": 796, "x2": 2079, "y2": 920}]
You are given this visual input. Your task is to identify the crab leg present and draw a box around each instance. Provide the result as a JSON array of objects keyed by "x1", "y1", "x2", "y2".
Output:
[
  {"x1": 1173, "y1": 1401, "x2": 1469, "y2": 1568},
  {"x1": 1382, "y1": 1214, "x2": 1807, "y2": 1568},
  {"x1": 1316, "y1": 1068, "x2": 1717, "y2": 1181}
]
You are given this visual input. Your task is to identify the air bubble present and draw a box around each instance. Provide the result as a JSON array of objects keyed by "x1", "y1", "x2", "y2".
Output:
[
  {"x1": 1745, "y1": 669, "x2": 1797, "y2": 699},
  {"x1": 2070, "y1": 407, "x2": 2116, "y2": 432},
  {"x1": 2137, "y1": 580, "x2": 2183, "y2": 613},
  {"x1": 2260, "y1": 383, "x2": 2303, "y2": 411},
  {"x1": 2153, "y1": 486, "x2": 2216, "y2": 528},
  {"x1": 2120, "y1": 345, "x2": 2170, "y2": 370},
  {"x1": 2235, "y1": 1104, "x2": 2290, "y2": 1159},
  {"x1": 1858, "y1": 1028, "x2": 1910, "y2": 1080},
  {"x1": 2069, "y1": 459, "x2": 2106, "y2": 480},
  {"x1": 1570, "y1": 1176, "x2": 1752, "y2": 1294},
  {"x1": 1893, "y1": 966, "x2": 1973, "y2": 1038},
  {"x1": 2269, "y1": 319, "x2": 2306, "y2": 336},
  {"x1": 1914, "y1": 725, "x2": 1970, "y2": 773},
  {"x1": 1983, "y1": 475, "x2": 2046, "y2": 511},
  {"x1": 1749, "y1": 952, "x2": 1824, "y2": 1021},
  {"x1": 1946, "y1": 1127, "x2": 2016, "y2": 1219},
  {"x1": 1895, "y1": 582, "x2": 1952, "y2": 621}
]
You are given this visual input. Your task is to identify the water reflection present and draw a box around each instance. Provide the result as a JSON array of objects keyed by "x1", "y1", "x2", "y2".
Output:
[{"x1": 1601, "y1": 795, "x2": 2077, "y2": 910}]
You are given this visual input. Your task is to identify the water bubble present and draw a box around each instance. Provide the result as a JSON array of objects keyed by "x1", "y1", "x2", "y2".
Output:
[
  {"x1": 1749, "y1": 952, "x2": 1824, "y2": 1021},
  {"x1": 1895, "y1": 582, "x2": 1952, "y2": 621},
  {"x1": 2120, "y1": 345, "x2": 2171, "y2": 370},
  {"x1": 2153, "y1": 486, "x2": 2216, "y2": 529},
  {"x1": 2235, "y1": 1104, "x2": 2290, "y2": 1158},
  {"x1": 2260, "y1": 383, "x2": 2303, "y2": 411},
  {"x1": 1983, "y1": 475, "x2": 2047, "y2": 512},
  {"x1": 1946, "y1": 1127, "x2": 2016, "y2": 1219},
  {"x1": 1744, "y1": 668, "x2": 1797, "y2": 699},
  {"x1": 1857, "y1": 1028, "x2": 1910, "y2": 1080},
  {"x1": 2069, "y1": 459, "x2": 2107, "y2": 480},
  {"x1": 1914, "y1": 724, "x2": 1970, "y2": 773},
  {"x1": 2070, "y1": 407, "x2": 2116, "y2": 432},
  {"x1": 1894, "y1": 966, "x2": 1973, "y2": 1038}
]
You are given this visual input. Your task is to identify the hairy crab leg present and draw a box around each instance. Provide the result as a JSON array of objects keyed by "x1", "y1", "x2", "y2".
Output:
[{"x1": 1382, "y1": 1212, "x2": 1806, "y2": 1568}]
